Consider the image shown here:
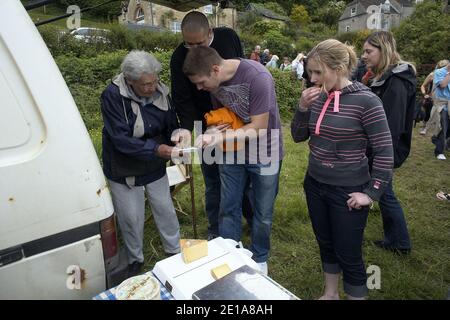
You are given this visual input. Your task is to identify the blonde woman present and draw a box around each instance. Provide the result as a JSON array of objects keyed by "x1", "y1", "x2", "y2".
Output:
[
  {"x1": 291, "y1": 39, "x2": 393, "y2": 299},
  {"x1": 362, "y1": 31, "x2": 415, "y2": 255}
]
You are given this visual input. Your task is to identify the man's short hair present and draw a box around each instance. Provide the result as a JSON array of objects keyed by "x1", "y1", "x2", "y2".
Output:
[
  {"x1": 183, "y1": 46, "x2": 223, "y2": 77},
  {"x1": 181, "y1": 11, "x2": 210, "y2": 35}
]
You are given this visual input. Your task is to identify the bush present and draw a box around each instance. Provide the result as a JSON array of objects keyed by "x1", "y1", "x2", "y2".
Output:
[
  {"x1": 133, "y1": 30, "x2": 182, "y2": 52},
  {"x1": 268, "y1": 68, "x2": 302, "y2": 119},
  {"x1": 107, "y1": 24, "x2": 137, "y2": 51},
  {"x1": 39, "y1": 24, "x2": 182, "y2": 58},
  {"x1": 294, "y1": 37, "x2": 315, "y2": 54},
  {"x1": 239, "y1": 33, "x2": 261, "y2": 58},
  {"x1": 108, "y1": 24, "x2": 182, "y2": 52},
  {"x1": 249, "y1": 20, "x2": 283, "y2": 37},
  {"x1": 38, "y1": 25, "x2": 113, "y2": 57},
  {"x1": 56, "y1": 50, "x2": 126, "y2": 86},
  {"x1": 264, "y1": 30, "x2": 296, "y2": 59}
]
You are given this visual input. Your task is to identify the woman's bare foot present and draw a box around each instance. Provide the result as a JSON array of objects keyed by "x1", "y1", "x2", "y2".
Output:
[{"x1": 318, "y1": 293, "x2": 340, "y2": 300}]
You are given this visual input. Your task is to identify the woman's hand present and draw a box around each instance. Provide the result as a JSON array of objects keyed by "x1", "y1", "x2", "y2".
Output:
[
  {"x1": 298, "y1": 86, "x2": 321, "y2": 110},
  {"x1": 156, "y1": 144, "x2": 174, "y2": 159},
  {"x1": 347, "y1": 192, "x2": 373, "y2": 211}
]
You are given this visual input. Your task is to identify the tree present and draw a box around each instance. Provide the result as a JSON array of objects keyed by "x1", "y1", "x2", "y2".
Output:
[
  {"x1": 314, "y1": 0, "x2": 346, "y2": 26},
  {"x1": 264, "y1": 2, "x2": 287, "y2": 16},
  {"x1": 393, "y1": 0, "x2": 450, "y2": 65},
  {"x1": 290, "y1": 4, "x2": 311, "y2": 27},
  {"x1": 237, "y1": 12, "x2": 262, "y2": 34}
]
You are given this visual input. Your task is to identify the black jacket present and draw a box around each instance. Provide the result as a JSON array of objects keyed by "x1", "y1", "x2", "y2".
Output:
[
  {"x1": 369, "y1": 64, "x2": 416, "y2": 168},
  {"x1": 170, "y1": 27, "x2": 243, "y2": 132}
]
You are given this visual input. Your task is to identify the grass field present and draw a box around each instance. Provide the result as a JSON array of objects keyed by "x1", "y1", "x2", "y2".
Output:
[{"x1": 133, "y1": 124, "x2": 450, "y2": 300}]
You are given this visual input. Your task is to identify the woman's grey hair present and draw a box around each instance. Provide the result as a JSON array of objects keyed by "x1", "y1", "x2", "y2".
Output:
[{"x1": 121, "y1": 50, "x2": 162, "y2": 80}]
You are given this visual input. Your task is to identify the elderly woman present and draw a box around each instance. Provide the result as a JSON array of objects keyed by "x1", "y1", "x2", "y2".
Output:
[{"x1": 100, "y1": 50, "x2": 187, "y2": 277}]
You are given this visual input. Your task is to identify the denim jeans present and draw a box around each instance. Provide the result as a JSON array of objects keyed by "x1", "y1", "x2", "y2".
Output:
[
  {"x1": 200, "y1": 161, "x2": 221, "y2": 238},
  {"x1": 303, "y1": 174, "x2": 369, "y2": 298},
  {"x1": 218, "y1": 161, "x2": 281, "y2": 263},
  {"x1": 431, "y1": 108, "x2": 449, "y2": 155},
  {"x1": 378, "y1": 179, "x2": 411, "y2": 250},
  {"x1": 200, "y1": 162, "x2": 254, "y2": 239}
]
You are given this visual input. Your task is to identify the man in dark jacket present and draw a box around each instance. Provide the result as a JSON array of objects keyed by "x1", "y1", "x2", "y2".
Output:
[{"x1": 170, "y1": 11, "x2": 253, "y2": 240}]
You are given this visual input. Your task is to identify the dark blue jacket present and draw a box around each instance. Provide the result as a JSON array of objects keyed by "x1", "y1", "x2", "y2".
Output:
[{"x1": 100, "y1": 81, "x2": 179, "y2": 186}]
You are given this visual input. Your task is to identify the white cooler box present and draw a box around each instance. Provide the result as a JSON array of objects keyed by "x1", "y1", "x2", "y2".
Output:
[{"x1": 152, "y1": 237, "x2": 259, "y2": 300}]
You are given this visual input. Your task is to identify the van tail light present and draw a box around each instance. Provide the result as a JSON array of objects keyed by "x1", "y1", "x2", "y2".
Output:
[{"x1": 100, "y1": 214, "x2": 118, "y2": 261}]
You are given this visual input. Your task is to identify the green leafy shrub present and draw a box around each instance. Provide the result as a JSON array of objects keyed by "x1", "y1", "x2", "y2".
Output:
[
  {"x1": 56, "y1": 50, "x2": 126, "y2": 86},
  {"x1": 249, "y1": 20, "x2": 283, "y2": 36},
  {"x1": 269, "y1": 68, "x2": 302, "y2": 119},
  {"x1": 239, "y1": 33, "x2": 261, "y2": 58},
  {"x1": 38, "y1": 24, "x2": 112, "y2": 57},
  {"x1": 264, "y1": 30, "x2": 296, "y2": 59},
  {"x1": 294, "y1": 37, "x2": 315, "y2": 54},
  {"x1": 107, "y1": 24, "x2": 137, "y2": 51}
]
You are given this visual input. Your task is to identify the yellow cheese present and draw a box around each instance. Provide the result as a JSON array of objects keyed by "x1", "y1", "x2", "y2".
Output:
[
  {"x1": 211, "y1": 263, "x2": 232, "y2": 280},
  {"x1": 180, "y1": 239, "x2": 208, "y2": 263}
]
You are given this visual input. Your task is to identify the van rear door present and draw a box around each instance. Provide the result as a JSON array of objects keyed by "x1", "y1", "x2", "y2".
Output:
[{"x1": 0, "y1": 0, "x2": 115, "y2": 299}]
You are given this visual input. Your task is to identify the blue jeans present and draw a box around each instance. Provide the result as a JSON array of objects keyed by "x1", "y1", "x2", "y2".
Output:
[
  {"x1": 303, "y1": 174, "x2": 369, "y2": 298},
  {"x1": 201, "y1": 162, "x2": 254, "y2": 239},
  {"x1": 218, "y1": 161, "x2": 281, "y2": 263},
  {"x1": 431, "y1": 108, "x2": 449, "y2": 155},
  {"x1": 200, "y1": 162, "x2": 221, "y2": 238},
  {"x1": 378, "y1": 179, "x2": 411, "y2": 250}
]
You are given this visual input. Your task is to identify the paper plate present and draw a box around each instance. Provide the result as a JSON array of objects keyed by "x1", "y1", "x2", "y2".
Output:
[{"x1": 115, "y1": 274, "x2": 160, "y2": 300}]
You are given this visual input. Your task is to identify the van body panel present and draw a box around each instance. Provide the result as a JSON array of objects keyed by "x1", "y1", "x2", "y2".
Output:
[
  {"x1": 0, "y1": 1, "x2": 122, "y2": 299},
  {"x1": 0, "y1": 235, "x2": 106, "y2": 299},
  {"x1": 0, "y1": 1, "x2": 113, "y2": 252}
]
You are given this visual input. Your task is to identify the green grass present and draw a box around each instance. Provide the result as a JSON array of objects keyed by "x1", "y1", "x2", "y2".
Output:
[{"x1": 126, "y1": 125, "x2": 449, "y2": 300}]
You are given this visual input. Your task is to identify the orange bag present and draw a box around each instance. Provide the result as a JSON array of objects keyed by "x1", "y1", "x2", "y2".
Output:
[{"x1": 204, "y1": 107, "x2": 244, "y2": 151}]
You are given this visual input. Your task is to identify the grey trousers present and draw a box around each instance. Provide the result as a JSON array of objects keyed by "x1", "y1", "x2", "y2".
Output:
[{"x1": 108, "y1": 174, "x2": 181, "y2": 265}]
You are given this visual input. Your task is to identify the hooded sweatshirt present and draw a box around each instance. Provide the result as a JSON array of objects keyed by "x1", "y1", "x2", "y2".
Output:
[
  {"x1": 369, "y1": 63, "x2": 416, "y2": 168},
  {"x1": 291, "y1": 82, "x2": 393, "y2": 201}
]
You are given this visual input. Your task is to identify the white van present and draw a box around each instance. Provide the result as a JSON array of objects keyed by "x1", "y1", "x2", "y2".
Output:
[{"x1": 0, "y1": 1, "x2": 126, "y2": 299}]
